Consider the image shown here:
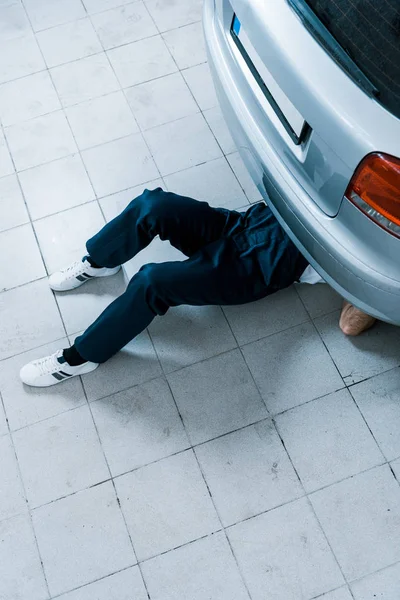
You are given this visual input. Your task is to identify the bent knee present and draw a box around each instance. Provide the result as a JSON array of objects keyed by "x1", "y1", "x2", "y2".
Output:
[
  {"x1": 129, "y1": 187, "x2": 166, "y2": 215},
  {"x1": 134, "y1": 263, "x2": 169, "y2": 296}
]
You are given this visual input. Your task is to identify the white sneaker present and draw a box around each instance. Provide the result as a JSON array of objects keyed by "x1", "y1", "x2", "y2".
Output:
[
  {"x1": 49, "y1": 256, "x2": 121, "y2": 292},
  {"x1": 20, "y1": 350, "x2": 99, "y2": 387}
]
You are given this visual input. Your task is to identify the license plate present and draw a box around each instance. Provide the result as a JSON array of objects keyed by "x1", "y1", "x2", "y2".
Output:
[{"x1": 232, "y1": 15, "x2": 307, "y2": 144}]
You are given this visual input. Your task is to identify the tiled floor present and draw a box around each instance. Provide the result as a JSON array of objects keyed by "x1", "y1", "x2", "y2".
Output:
[{"x1": 0, "y1": 1, "x2": 400, "y2": 599}]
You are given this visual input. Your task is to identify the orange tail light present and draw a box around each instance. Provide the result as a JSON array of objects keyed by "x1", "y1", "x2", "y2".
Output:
[{"x1": 345, "y1": 152, "x2": 400, "y2": 238}]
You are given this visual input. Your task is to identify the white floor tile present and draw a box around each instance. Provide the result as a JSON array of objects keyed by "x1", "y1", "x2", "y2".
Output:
[
  {"x1": 82, "y1": 133, "x2": 159, "y2": 196},
  {"x1": 77, "y1": 329, "x2": 162, "y2": 401},
  {"x1": 57, "y1": 566, "x2": 148, "y2": 600},
  {"x1": 196, "y1": 421, "x2": 302, "y2": 526},
  {"x1": 315, "y1": 311, "x2": 400, "y2": 385},
  {"x1": 163, "y1": 21, "x2": 207, "y2": 69},
  {"x1": 0, "y1": 174, "x2": 29, "y2": 232},
  {"x1": 32, "y1": 482, "x2": 135, "y2": 597},
  {"x1": 91, "y1": 2, "x2": 158, "y2": 50},
  {"x1": 99, "y1": 179, "x2": 163, "y2": 221},
  {"x1": 20, "y1": 154, "x2": 95, "y2": 220},
  {"x1": 351, "y1": 562, "x2": 400, "y2": 600},
  {"x1": 0, "y1": 278, "x2": 65, "y2": 360},
  {"x1": 0, "y1": 71, "x2": 60, "y2": 126},
  {"x1": 296, "y1": 281, "x2": 342, "y2": 319},
  {"x1": 310, "y1": 466, "x2": 400, "y2": 581},
  {"x1": 0, "y1": 0, "x2": 21, "y2": 6},
  {"x1": 0, "y1": 33, "x2": 45, "y2": 85},
  {"x1": 228, "y1": 498, "x2": 344, "y2": 600},
  {"x1": 56, "y1": 270, "x2": 127, "y2": 335},
  {"x1": 182, "y1": 62, "x2": 218, "y2": 111},
  {"x1": 0, "y1": 129, "x2": 14, "y2": 177},
  {"x1": 0, "y1": 435, "x2": 26, "y2": 521},
  {"x1": 51, "y1": 53, "x2": 120, "y2": 108},
  {"x1": 203, "y1": 105, "x2": 237, "y2": 155},
  {"x1": 33, "y1": 201, "x2": 105, "y2": 273},
  {"x1": 91, "y1": 377, "x2": 188, "y2": 475},
  {"x1": 107, "y1": 35, "x2": 177, "y2": 88},
  {"x1": 66, "y1": 91, "x2": 139, "y2": 150},
  {"x1": 242, "y1": 322, "x2": 344, "y2": 414},
  {"x1": 227, "y1": 152, "x2": 263, "y2": 202},
  {"x1": 276, "y1": 389, "x2": 383, "y2": 492},
  {"x1": 0, "y1": 514, "x2": 48, "y2": 600},
  {"x1": 13, "y1": 405, "x2": 109, "y2": 508},
  {"x1": 142, "y1": 532, "x2": 249, "y2": 600},
  {"x1": 5, "y1": 111, "x2": 77, "y2": 171},
  {"x1": 0, "y1": 339, "x2": 86, "y2": 431},
  {"x1": 37, "y1": 18, "x2": 102, "y2": 68},
  {"x1": 83, "y1": 0, "x2": 133, "y2": 14},
  {"x1": 167, "y1": 349, "x2": 267, "y2": 444},
  {"x1": 164, "y1": 157, "x2": 248, "y2": 209},
  {"x1": 144, "y1": 112, "x2": 222, "y2": 176},
  {"x1": 351, "y1": 367, "x2": 400, "y2": 461},
  {"x1": 223, "y1": 286, "x2": 310, "y2": 346},
  {"x1": 24, "y1": 0, "x2": 86, "y2": 31},
  {"x1": 125, "y1": 72, "x2": 199, "y2": 130},
  {"x1": 0, "y1": 3, "x2": 31, "y2": 41},
  {"x1": 149, "y1": 304, "x2": 237, "y2": 374},
  {"x1": 116, "y1": 450, "x2": 220, "y2": 561},
  {"x1": 145, "y1": 0, "x2": 203, "y2": 32},
  {"x1": 0, "y1": 223, "x2": 45, "y2": 290}
]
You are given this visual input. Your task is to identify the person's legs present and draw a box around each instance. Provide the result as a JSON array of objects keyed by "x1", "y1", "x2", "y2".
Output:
[
  {"x1": 75, "y1": 237, "x2": 268, "y2": 364},
  {"x1": 47, "y1": 187, "x2": 240, "y2": 293},
  {"x1": 20, "y1": 235, "x2": 271, "y2": 386},
  {"x1": 86, "y1": 187, "x2": 238, "y2": 268}
]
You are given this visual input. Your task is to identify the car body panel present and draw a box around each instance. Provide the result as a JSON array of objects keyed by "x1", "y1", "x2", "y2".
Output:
[{"x1": 204, "y1": 0, "x2": 400, "y2": 324}]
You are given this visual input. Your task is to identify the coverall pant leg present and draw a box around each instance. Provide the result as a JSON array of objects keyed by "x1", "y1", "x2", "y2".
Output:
[{"x1": 74, "y1": 188, "x2": 269, "y2": 363}]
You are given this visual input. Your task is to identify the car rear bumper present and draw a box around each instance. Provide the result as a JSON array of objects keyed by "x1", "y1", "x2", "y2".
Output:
[{"x1": 204, "y1": 0, "x2": 400, "y2": 325}]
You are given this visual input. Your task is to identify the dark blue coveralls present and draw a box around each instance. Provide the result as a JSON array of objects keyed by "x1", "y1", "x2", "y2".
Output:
[{"x1": 75, "y1": 188, "x2": 308, "y2": 363}]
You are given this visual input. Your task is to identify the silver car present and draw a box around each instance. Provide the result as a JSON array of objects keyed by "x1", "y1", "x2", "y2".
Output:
[{"x1": 204, "y1": 0, "x2": 400, "y2": 324}]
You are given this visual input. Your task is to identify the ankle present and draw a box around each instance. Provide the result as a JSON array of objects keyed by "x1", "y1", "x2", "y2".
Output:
[
  {"x1": 62, "y1": 346, "x2": 87, "y2": 367},
  {"x1": 84, "y1": 255, "x2": 103, "y2": 269}
]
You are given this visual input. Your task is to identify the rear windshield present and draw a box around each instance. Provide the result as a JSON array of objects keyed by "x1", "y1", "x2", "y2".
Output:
[{"x1": 304, "y1": 0, "x2": 400, "y2": 119}]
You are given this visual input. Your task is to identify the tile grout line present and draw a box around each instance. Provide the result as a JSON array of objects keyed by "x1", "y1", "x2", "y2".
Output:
[
  {"x1": 0, "y1": 385, "x2": 52, "y2": 599},
  {"x1": 92, "y1": 15, "x2": 165, "y2": 187},
  {"x1": 0, "y1": 109, "x2": 54, "y2": 293},
  {"x1": 1, "y1": 9, "x2": 82, "y2": 586},
  {"x1": 191, "y1": 444, "x2": 254, "y2": 600},
  {"x1": 2, "y1": 8, "x2": 399, "y2": 597},
  {"x1": 16, "y1": 3, "x2": 81, "y2": 349},
  {"x1": 198, "y1": 104, "x2": 254, "y2": 203},
  {"x1": 220, "y1": 293, "x2": 354, "y2": 592},
  {"x1": 0, "y1": 12, "x2": 204, "y2": 89},
  {"x1": 347, "y1": 385, "x2": 389, "y2": 463},
  {"x1": 87, "y1": 403, "x2": 152, "y2": 600},
  {"x1": 295, "y1": 288, "x2": 398, "y2": 472},
  {"x1": 310, "y1": 585, "x2": 354, "y2": 600},
  {"x1": 23, "y1": 7, "x2": 122, "y2": 350},
  {"x1": 0, "y1": 450, "x2": 394, "y2": 548},
  {"x1": 294, "y1": 285, "x2": 347, "y2": 385},
  {"x1": 144, "y1": 333, "x2": 255, "y2": 600},
  {"x1": 48, "y1": 562, "x2": 139, "y2": 600},
  {"x1": 47, "y1": 533, "x2": 400, "y2": 600},
  {"x1": 2, "y1": 370, "x2": 399, "y2": 594}
]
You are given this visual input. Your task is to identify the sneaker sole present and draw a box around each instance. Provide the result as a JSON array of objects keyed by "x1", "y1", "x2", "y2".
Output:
[
  {"x1": 20, "y1": 362, "x2": 99, "y2": 387},
  {"x1": 49, "y1": 266, "x2": 121, "y2": 292}
]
